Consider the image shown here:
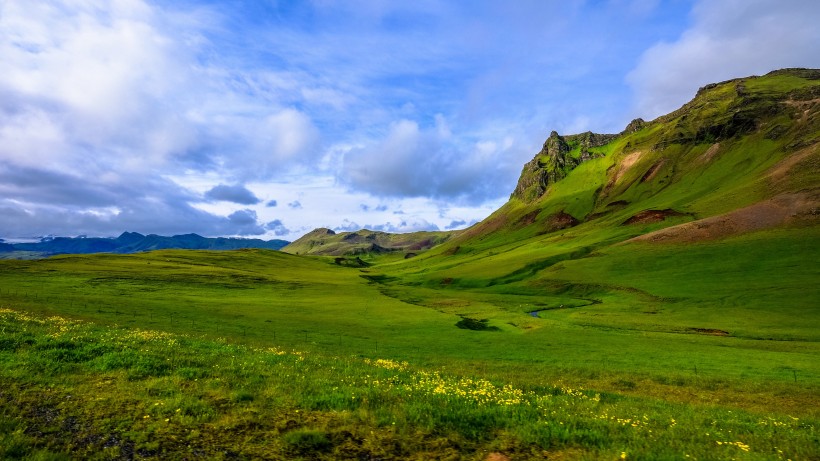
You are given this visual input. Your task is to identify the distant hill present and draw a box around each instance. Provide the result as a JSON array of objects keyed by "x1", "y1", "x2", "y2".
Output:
[
  {"x1": 0, "y1": 232, "x2": 289, "y2": 257},
  {"x1": 282, "y1": 228, "x2": 455, "y2": 257}
]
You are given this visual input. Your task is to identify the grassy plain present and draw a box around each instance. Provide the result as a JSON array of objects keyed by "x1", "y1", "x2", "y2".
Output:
[{"x1": 0, "y1": 234, "x2": 817, "y2": 459}]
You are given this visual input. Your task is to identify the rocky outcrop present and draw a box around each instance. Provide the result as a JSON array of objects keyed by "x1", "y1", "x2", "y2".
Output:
[
  {"x1": 623, "y1": 118, "x2": 645, "y2": 134},
  {"x1": 511, "y1": 130, "x2": 617, "y2": 202}
]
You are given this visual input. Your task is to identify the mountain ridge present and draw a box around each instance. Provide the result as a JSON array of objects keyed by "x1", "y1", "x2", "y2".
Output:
[
  {"x1": 0, "y1": 232, "x2": 289, "y2": 258},
  {"x1": 443, "y1": 67, "x2": 819, "y2": 252}
]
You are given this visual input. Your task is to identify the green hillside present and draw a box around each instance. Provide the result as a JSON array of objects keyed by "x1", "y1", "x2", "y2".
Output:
[
  {"x1": 282, "y1": 227, "x2": 455, "y2": 259},
  {"x1": 374, "y1": 68, "x2": 820, "y2": 341},
  {"x1": 0, "y1": 69, "x2": 818, "y2": 459}
]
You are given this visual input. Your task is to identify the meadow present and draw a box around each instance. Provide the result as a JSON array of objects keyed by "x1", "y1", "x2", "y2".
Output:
[
  {"x1": 0, "y1": 307, "x2": 816, "y2": 460},
  {"x1": 0, "y1": 238, "x2": 817, "y2": 459}
]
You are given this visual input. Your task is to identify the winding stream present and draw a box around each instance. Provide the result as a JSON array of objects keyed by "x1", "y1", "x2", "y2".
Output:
[{"x1": 528, "y1": 298, "x2": 602, "y2": 318}]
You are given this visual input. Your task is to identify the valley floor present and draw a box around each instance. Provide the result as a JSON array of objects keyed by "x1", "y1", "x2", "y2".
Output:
[
  {"x1": 0, "y1": 308, "x2": 816, "y2": 460},
  {"x1": 0, "y1": 243, "x2": 818, "y2": 459}
]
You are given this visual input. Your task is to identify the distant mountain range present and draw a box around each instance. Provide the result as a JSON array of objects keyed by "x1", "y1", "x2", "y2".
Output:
[{"x1": 0, "y1": 232, "x2": 289, "y2": 257}]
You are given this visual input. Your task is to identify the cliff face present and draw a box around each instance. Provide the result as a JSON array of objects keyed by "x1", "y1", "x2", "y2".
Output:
[{"x1": 511, "y1": 130, "x2": 618, "y2": 202}]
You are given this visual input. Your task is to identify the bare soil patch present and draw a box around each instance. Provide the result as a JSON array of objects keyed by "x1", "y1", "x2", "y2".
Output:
[
  {"x1": 767, "y1": 142, "x2": 818, "y2": 184},
  {"x1": 516, "y1": 209, "x2": 540, "y2": 227},
  {"x1": 783, "y1": 97, "x2": 820, "y2": 124},
  {"x1": 622, "y1": 209, "x2": 688, "y2": 225},
  {"x1": 641, "y1": 158, "x2": 668, "y2": 182},
  {"x1": 629, "y1": 192, "x2": 819, "y2": 243},
  {"x1": 697, "y1": 143, "x2": 721, "y2": 163},
  {"x1": 543, "y1": 211, "x2": 580, "y2": 233},
  {"x1": 486, "y1": 453, "x2": 511, "y2": 461},
  {"x1": 612, "y1": 151, "x2": 642, "y2": 184}
]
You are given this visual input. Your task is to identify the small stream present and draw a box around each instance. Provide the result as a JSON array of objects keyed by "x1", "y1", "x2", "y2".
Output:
[{"x1": 528, "y1": 299, "x2": 602, "y2": 318}]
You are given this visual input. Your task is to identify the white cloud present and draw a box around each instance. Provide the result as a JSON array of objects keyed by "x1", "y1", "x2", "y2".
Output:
[
  {"x1": 0, "y1": 0, "x2": 193, "y2": 173},
  {"x1": 0, "y1": 0, "x2": 328, "y2": 238},
  {"x1": 628, "y1": 0, "x2": 820, "y2": 119},
  {"x1": 262, "y1": 109, "x2": 320, "y2": 162},
  {"x1": 0, "y1": 107, "x2": 67, "y2": 170},
  {"x1": 0, "y1": 0, "x2": 322, "y2": 179},
  {"x1": 340, "y1": 116, "x2": 527, "y2": 203}
]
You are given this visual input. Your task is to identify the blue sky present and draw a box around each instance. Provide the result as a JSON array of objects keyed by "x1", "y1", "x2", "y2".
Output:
[{"x1": 1, "y1": 0, "x2": 818, "y2": 241}]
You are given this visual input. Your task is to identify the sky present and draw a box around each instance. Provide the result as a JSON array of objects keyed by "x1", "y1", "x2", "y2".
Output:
[{"x1": 1, "y1": 0, "x2": 818, "y2": 242}]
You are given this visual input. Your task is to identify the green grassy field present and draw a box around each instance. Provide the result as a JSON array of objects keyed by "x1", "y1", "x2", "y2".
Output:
[
  {"x1": 0, "y1": 237, "x2": 817, "y2": 459},
  {"x1": 0, "y1": 304, "x2": 817, "y2": 460}
]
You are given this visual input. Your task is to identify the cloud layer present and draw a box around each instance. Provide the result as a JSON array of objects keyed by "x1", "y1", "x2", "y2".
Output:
[
  {"x1": 0, "y1": 0, "x2": 318, "y2": 237},
  {"x1": 628, "y1": 0, "x2": 820, "y2": 119},
  {"x1": 1, "y1": 0, "x2": 817, "y2": 240}
]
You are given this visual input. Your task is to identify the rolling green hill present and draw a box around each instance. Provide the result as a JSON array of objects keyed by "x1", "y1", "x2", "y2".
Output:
[
  {"x1": 0, "y1": 69, "x2": 818, "y2": 459},
  {"x1": 282, "y1": 227, "x2": 455, "y2": 259}
]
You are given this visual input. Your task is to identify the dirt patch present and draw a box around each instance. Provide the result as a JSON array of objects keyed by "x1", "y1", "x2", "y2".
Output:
[
  {"x1": 599, "y1": 151, "x2": 643, "y2": 201},
  {"x1": 515, "y1": 209, "x2": 540, "y2": 227},
  {"x1": 543, "y1": 211, "x2": 579, "y2": 233},
  {"x1": 690, "y1": 328, "x2": 730, "y2": 336},
  {"x1": 697, "y1": 143, "x2": 721, "y2": 163},
  {"x1": 456, "y1": 212, "x2": 507, "y2": 242},
  {"x1": 612, "y1": 151, "x2": 643, "y2": 184},
  {"x1": 622, "y1": 209, "x2": 688, "y2": 225},
  {"x1": 628, "y1": 192, "x2": 819, "y2": 244},
  {"x1": 767, "y1": 143, "x2": 819, "y2": 184},
  {"x1": 641, "y1": 158, "x2": 668, "y2": 182},
  {"x1": 783, "y1": 98, "x2": 820, "y2": 124},
  {"x1": 486, "y1": 453, "x2": 511, "y2": 461}
]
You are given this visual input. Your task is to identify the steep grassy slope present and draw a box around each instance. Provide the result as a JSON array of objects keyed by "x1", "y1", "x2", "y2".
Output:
[{"x1": 384, "y1": 69, "x2": 818, "y2": 287}]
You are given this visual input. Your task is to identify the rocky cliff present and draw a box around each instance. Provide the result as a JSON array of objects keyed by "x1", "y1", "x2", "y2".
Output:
[{"x1": 511, "y1": 130, "x2": 618, "y2": 201}]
